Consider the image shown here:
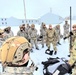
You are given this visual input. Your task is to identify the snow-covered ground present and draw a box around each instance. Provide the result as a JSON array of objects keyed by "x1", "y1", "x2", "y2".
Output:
[
  {"x1": 0, "y1": 20, "x2": 76, "y2": 75},
  {"x1": 30, "y1": 39, "x2": 70, "y2": 75}
]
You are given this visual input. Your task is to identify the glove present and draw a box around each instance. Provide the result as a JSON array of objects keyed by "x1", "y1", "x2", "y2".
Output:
[
  {"x1": 39, "y1": 35, "x2": 43, "y2": 38},
  {"x1": 70, "y1": 32, "x2": 73, "y2": 36},
  {"x1": 64, "y1": 37, "x2": 67, "y2": 40}
]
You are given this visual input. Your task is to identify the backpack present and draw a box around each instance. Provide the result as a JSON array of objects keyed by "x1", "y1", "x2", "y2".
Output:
[{"x1": 42, "y1": 57, "x2": 72, "y2": 75}]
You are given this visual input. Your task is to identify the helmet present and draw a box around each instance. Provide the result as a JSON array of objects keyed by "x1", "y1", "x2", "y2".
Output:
[
  {"x1": 31, "y1": 24, "x2": 35, "y2": 28},
  {"x1": 0, "y1": 36, "x2": 31, "y2": 66}
]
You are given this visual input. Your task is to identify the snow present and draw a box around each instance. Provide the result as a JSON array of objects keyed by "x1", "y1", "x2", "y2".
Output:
[
  {"x1": 30, "y1": 39, "x2": 70, "y2": 75},
  {"x1": 0, "y1": 20, "x2": 76, "y2": 75}
]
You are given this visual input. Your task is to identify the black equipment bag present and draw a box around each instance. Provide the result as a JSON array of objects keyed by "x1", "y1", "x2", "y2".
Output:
[{"x1": 42, "y1": 57, "x2": 72, "y2": 75}]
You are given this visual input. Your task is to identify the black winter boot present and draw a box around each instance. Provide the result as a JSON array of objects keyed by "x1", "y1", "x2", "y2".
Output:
[
  {"x1": 42, "y1": 45, "x2": 44, "y2": 48},
  {"x1": 57, "y1": 42, "x2": 61, "y2": 45},
  {"x1": 31, "y1": 49, "x2": 33, "y2": 52},
  {"x1": 36, "y1": 47, "x2": 39, "y2": 50},
  {"x1": 54, "y1": 51, "x2": 57, "y2": 55},
  {"x1": 50, "y1": 50, "x2": 53, "y2": 55}
]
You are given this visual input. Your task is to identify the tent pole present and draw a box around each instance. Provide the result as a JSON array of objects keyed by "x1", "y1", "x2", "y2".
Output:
[
  {"x1": 70, "y1": 6, "x2": 72, "y2": 50},
  {"x1": 23, "y1": 0, "x2": 27, "y2": 26}
]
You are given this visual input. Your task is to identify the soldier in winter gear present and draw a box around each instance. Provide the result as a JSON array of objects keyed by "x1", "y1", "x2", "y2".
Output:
[{"x1": 46, "y1": 24, "x2": 58, "y2": 55}]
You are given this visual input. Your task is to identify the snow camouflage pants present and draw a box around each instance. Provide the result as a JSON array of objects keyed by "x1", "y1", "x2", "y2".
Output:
[
  {"x1": 30, "y1": 37, "x2": 38, "y2": 48},
  {"x1": 1, "y1": 67, "x2": 34, "y2": 75}
]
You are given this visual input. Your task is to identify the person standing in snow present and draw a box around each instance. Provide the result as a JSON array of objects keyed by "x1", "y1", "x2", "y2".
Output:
[
  {"x1": 28, "y1": 24, "x2": 39, "y2": 51},
  {"x1": 46, "y1": 24, "x2": 58, "y2": 55},
  {"x1": 63, "y1": 20, "x2": 70, "y2": 39},
  {"x1": 54, "y1": 25, "x2": 62, "y2": 45},
  {"x1": 40, "y1": 23, "x2": 47, "y2": 48}
]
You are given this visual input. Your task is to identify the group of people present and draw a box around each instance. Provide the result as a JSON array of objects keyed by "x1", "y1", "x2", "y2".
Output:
[
  {"x1": 0, "y1": 21, "x2": 70, "y2": 54},
  {"x1": 1, "y1": 20, "x2": 76, "y2": 75}
]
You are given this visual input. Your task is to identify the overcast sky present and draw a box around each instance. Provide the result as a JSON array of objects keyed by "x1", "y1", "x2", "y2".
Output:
[{"x1": 0, "y1": 0, "x2": 76, "y2": 19}]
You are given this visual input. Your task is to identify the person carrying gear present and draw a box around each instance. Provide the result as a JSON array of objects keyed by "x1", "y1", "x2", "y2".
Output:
[
  {"x1": 63, "y1": 20, "x2": 70, "y2": 39},
  {"x1": 0, "y1": 36, "x2": 38, "y2": 75},
  {"x1": 28, "y1": 24, "x2": 39, "y2": 51},
  {"x1": 40, "y1": 23, "x2": 47, "y2": 48},
  {"x1": 17, "y1": 25, "x2": 28, "y2": 40},
  {"x1": 46, "y1": 24, "x2": 58, "y2": 55},
  {"x1": 54, "y1": 25, "x2": 61, "y2": 45},
  {"x1": 3, "y1": 26, "x2": 14, "y2": 40}
]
